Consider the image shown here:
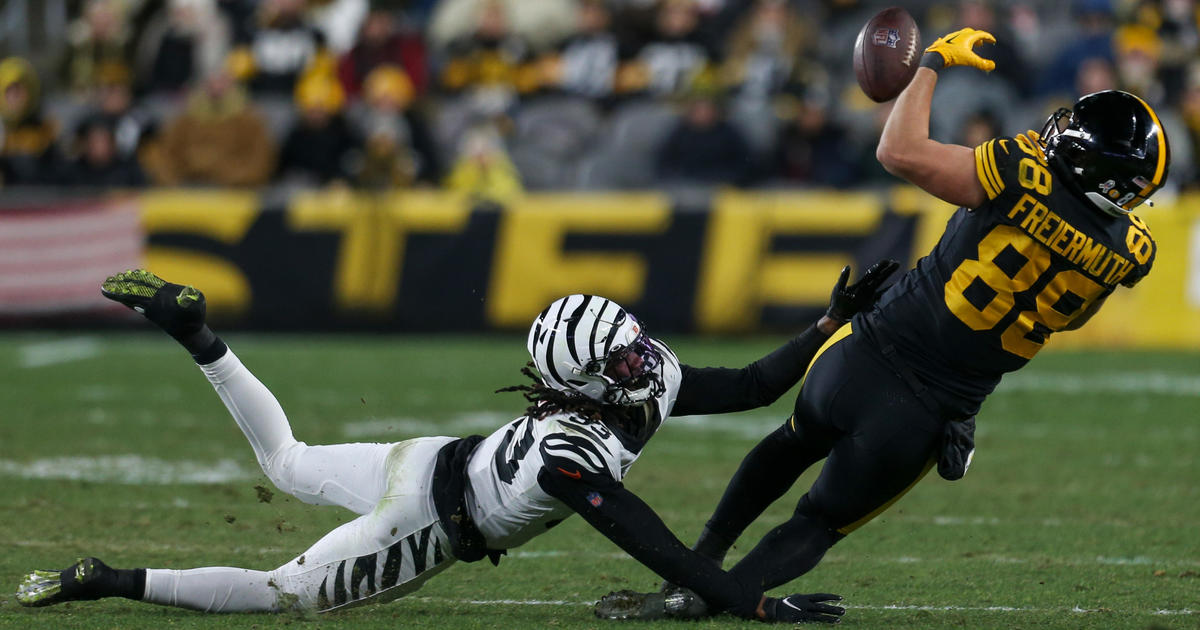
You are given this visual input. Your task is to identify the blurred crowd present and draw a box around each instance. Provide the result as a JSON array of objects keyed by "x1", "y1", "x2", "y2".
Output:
[{"x1": 1, "y1": 0, "x2": 1198, "y2": 199}]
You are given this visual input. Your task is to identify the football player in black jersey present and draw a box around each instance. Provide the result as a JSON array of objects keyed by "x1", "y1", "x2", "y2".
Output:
[{"x1": 597, "y1": 27, "x2": 1169, "y2": 620}]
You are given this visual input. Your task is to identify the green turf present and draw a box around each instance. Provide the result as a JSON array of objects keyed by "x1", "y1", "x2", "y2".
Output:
[{"x1": 0, "y1": 332, "x2": 1196, "y2": 629}]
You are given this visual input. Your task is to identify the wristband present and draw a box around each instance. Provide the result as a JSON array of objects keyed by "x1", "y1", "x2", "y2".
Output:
[{"x1": 920, "y1": 51, "x2": 945, "y2": 71}]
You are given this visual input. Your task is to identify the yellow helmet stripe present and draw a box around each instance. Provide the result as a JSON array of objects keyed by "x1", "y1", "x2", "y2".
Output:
[{"x1": 1131, "y1": 94, "x2": 1167, "y2": 196}]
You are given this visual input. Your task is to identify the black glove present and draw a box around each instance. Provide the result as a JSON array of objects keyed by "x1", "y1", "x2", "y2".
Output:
[
  {"x1": 937, "y1": 416, "x2": 976, "y2": 481},
  {"x1": 826, "y1": 259, "x2": 901, "y2": 324},
  {"x1": 760, "y1": 593, "x2": 845, "y2": 624}
]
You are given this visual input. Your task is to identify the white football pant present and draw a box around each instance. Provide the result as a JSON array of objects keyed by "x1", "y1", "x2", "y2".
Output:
[{"x1": 140, "y1": 350, "x2": 457, "y2": 612}]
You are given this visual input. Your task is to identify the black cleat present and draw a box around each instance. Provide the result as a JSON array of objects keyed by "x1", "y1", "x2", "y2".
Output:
[
  {"x1": 101, "y1": 269, "x2": 207, "y2": 339},
  {"x1": 594, "y1": 586, "x2": 709, "y2": 621}
]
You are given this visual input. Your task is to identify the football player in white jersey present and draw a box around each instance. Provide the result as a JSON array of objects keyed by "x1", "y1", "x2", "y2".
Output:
[{"x1": 16, "y1": 262, "x2": 896, "y2": 623}]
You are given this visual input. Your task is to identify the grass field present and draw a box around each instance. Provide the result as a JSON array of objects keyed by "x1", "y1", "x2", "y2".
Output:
[{"x1": 0, "y1": 331, "x2": 1196, "y2": 630}]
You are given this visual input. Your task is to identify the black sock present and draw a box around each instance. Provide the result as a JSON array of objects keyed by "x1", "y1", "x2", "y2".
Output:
[
  {"x1": 113, "y1": 568, "x2": 147, "y2": 600},
  {"x1": 60, "y1": 562, "x2": 145, "y2": 601},
  {"x1": 184, "y1": 327, "x2": 228, "y2": 365}
]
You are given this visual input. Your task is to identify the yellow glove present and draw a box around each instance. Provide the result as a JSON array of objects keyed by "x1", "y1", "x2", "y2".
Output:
[{"x1": 921, "y1": 28, "x2": 996, "y2": 72}]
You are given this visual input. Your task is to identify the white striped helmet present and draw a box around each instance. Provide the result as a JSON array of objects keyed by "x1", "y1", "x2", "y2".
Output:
[{"x1": 527, "y1": 295, "x2": 665, "y2": 406}]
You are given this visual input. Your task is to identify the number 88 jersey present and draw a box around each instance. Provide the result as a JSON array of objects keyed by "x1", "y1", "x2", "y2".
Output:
[{"x1": 858, "y1": 131, "x2": 1155, "y2": 415}]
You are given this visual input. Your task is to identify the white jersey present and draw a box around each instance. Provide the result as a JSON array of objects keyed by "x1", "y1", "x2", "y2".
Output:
[{"x1": 463, "y1": 340, "x2": 682, "y2": 550}]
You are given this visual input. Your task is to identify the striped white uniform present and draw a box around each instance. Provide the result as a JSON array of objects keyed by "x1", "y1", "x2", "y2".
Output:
[{"x1": 464, "y1": 339, "x2": 682, "y2": 550}]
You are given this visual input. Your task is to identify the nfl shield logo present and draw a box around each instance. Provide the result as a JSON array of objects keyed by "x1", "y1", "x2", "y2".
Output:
[
  {"x1": 587, "y1": 491, "x2": 604, "y2": 507},
  {"x1": 873, "y1": 27, "x2": 900, "y2": 48}
]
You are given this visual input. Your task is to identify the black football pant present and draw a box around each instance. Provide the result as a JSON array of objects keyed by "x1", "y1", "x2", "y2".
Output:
[{"x1": 705, "y1": 326, "x2": 943, "y2": 591}]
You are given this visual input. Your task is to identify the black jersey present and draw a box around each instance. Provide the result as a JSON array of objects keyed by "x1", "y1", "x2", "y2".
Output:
[{"x1": 858, "y1": 131, "x2": 1156, "y2": 415}]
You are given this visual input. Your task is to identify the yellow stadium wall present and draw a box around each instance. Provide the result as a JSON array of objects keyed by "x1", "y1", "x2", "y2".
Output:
[{"x1": 11, "y1": 187, "x2": 1195, "y2": 348}]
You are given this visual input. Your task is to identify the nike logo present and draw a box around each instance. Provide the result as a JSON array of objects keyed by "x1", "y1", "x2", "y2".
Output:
[{"x1": 557, "y1": 467, "x2": 582, "y2": 479}]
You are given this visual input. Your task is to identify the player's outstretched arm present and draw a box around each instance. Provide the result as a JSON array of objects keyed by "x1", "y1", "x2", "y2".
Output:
[
  {"x1": 876, "y1": 28, "x2": 994, "y2": 209},
  {"x1": 671, "y1": 260, "x2": 899, "y2": 417},
  {"x1": 537, "y1": 465, "x2": 834, "y2": 622}
]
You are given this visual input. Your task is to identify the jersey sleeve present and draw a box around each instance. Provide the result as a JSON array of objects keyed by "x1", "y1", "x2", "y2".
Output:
[
  {"x1": 1120, "y1": 214, "x2": 1157, "y2": 287},
  {"x1": 973, "y1": 137, "x2": 1015, "y2": 202},
  {"x1": 672, "y1": 324, "x2": 828, "y2": 416},
  {"x1": 538, "y1": 421, "x2": 621, "y2": 487}
]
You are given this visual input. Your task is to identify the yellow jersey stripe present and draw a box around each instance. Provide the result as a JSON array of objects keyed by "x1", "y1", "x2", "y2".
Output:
[
  {"x1": 974, "y1": 145, "x2": 996, "y2": 198},
  {"x1": 974, "y1": 141, "x2": 993, "y2": 196},
  {"x1": 985, "y1": 139, "x2": 1004, "y2": 194},
  {"x1": 974, "y1": 142, "x2": 1000, "y2": 199}
]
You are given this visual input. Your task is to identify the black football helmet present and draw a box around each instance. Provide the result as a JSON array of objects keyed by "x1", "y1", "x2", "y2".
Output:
[{"x1": 1039, "y1": 90, "x2": 1169, "y2": 217}]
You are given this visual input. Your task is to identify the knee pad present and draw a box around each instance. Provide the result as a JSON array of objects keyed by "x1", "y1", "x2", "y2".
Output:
[{"x1": 262, "y1": 440, "x2": 307, "y2": 493}]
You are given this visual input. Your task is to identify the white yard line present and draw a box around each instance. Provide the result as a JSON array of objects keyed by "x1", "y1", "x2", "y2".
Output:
[
  {"x1": 477, "y1": 549, "x2": 1200, "y2": 568},
  {"x1": 1000, "y1": 371, "x2": 1200, "y2": 396},
  {"x1": 0, "y1": 455, "x2": 253, "y2": 484},
  {"x1": 17, "y1": 337, "x2": 101, "y2": 368},
  {"x1": 10, "y1": 537, "x2": 1189, "y2": 570},
  {"x1": 408, "y1": 597, "x2": 1197, "y2": 615},
  {"x1": 5, "y1": 539, "x2": 293, "y2": 557}
]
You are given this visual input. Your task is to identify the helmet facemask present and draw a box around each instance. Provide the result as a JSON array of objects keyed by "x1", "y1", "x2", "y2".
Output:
[{"x1": 580, "y1": 329, "x2": 666, "y2": 406}]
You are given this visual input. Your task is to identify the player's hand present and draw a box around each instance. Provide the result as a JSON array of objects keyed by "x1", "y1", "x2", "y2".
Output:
[
  {"x1": 922, "y1": 27, "x2": 996, "y2": 72},
  {"x1": 825, "y1": 258, "x2": 901, "y2": 325},
  {"x1": 760, "y1": 593, "x2": 845, "y2": 624}
]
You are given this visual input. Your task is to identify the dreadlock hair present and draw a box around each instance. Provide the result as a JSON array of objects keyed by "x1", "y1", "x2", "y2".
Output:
[{"x1": 496, "y1": 363, "x2": 607, "y2": 422}]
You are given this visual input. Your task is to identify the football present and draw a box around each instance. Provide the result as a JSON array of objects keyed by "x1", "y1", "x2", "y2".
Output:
[{"x1": 853, "y1": 7, "x2": 922, "y2": 102}]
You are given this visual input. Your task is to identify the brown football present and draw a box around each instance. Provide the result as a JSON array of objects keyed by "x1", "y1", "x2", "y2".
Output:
[{"x1": 853, "y1": 7, "x2": 921, "y2": 102}]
